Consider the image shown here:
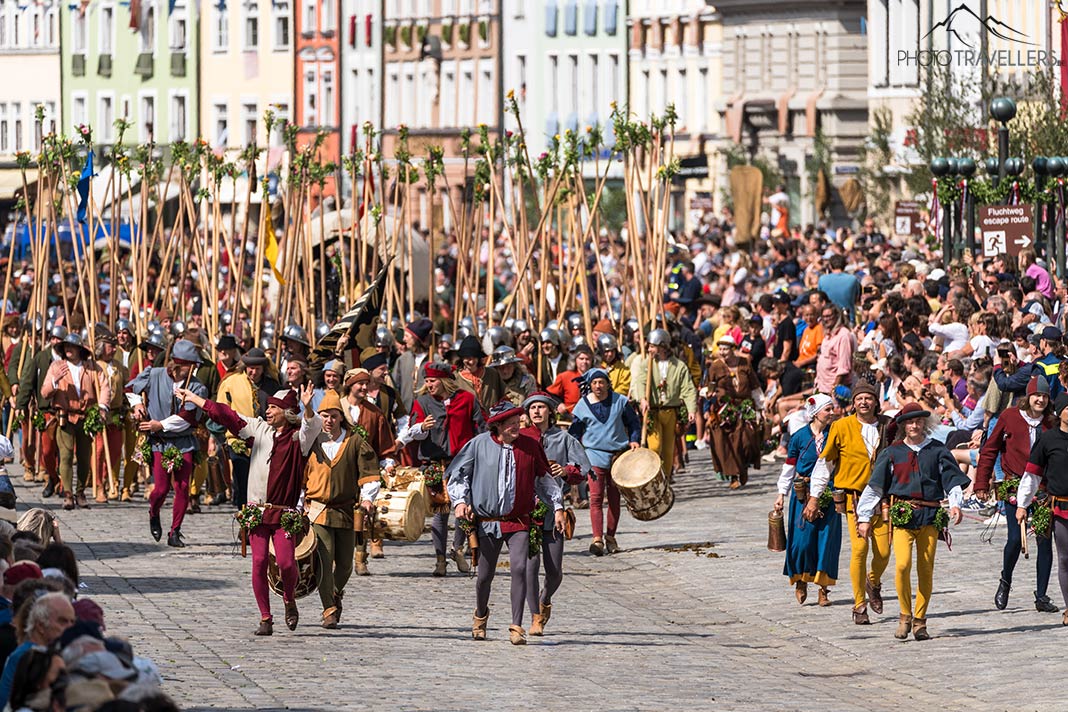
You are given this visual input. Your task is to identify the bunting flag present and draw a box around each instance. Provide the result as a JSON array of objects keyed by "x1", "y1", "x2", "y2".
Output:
[
  {"x1": 129, "y1": 0, "x2": 140, "y2": 30},
  {"x1": 76, "y1": 150, "x2": 94, "y2": 225},
  {"x1": 262, "y1": 196, "x2": 285, "y2": 285},
  {"x1": 308, "y1": 258, "x2": 394, "y2": 369}
]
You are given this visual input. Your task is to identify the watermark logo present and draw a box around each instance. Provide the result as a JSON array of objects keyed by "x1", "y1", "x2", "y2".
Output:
[{"x1": 898, "y1": 2, "x2": 1055, "y2": 68}]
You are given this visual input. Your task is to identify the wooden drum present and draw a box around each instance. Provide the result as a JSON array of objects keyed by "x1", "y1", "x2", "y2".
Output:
[
  {"x1": 611, "y1": 447, "x2": 675, "y2": 521},
  {"x1": 373, "y1": 489, "x2": 427, "y2": 541},
  {"x1": 268, "y1": 526, "x2": 321, "y2": 599}
]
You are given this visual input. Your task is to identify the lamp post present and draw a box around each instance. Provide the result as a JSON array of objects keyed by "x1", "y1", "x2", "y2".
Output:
[{"x1": 990, "y1": 97, "x2": 1017, "y2": 189}]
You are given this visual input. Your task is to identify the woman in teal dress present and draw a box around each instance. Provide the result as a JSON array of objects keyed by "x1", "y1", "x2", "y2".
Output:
[{"x1": 774, "y1": 394, "x2": 842, "y2": 606}]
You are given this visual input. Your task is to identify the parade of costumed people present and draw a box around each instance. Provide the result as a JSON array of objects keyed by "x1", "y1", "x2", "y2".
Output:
[{"x1": 5, "y1": 19, "x2": 1068, "y2": 705}]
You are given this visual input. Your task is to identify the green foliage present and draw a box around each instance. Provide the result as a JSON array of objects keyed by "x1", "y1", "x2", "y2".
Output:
[{"x1": 856, "y1": 106, "x2": 895, "y2": 221}]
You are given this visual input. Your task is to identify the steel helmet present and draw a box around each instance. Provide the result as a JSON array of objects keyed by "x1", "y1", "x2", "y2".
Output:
[
  {"x1": 219, "y1": 310, "x2": 234, "y2": 326},
  {"x1": 170, "y1": 320, "x2": 186, "y2": 337},
  {"x1": 623, "y1": 318, "x2": 640, "y2": 336},
  {"x1": 455, "y1": 325, "x2": 474, "y2": 341},
  {"x1": 139, "y1": 330, "x2": 167, "y2": 352},
  {"x1": 568, "y1": 335, "x2": 588, "y2": 353},
  {"x1": 48, "y1": 324, "x2": 68, "y2": 341},
  {"x1": 647, "y1": 328, "x2": 671, "y2": 347},
  {"x1": 566, "y1": 313, "x2": 584, "y2": 332},
  {"x1": 511, "y1": 318, "x2": 530, "y2": 336},
  {"x1": 315, "y1": 320, "x2": 331, "y2": 340},
  {"x1": 282, "y1": 323, "x2": 310, "y2": 348},
  {"x1": 483, "y1": 325, "x2": 512, "y2": 351},
  {"x1": 115, "y1": 318, "x2": 133, "y2": 335},
  {"x1": 596, "y1": 333, "x2": 619, "y2": 354},
  {"x1": 490, "y1": 345, "x2": 522, "y2": 367},
  {"x1": 259, "y1": 336, "x2": 274, "y2": 351},
  {"x1": 539, "y1": 328, "x2": 561, "y2": 347},
  {"x1": 374, "y1": 325, "x2": 394, "y2": 348}
]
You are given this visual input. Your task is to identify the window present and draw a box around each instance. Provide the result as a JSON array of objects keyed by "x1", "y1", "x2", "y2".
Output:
[
  {"x1": 477, "y1": 63, "x2": 493, "y2": 125},
  {"x1": 243, "y1": 0, "x2": 258, "y2": 48},
  {"x1": 322, "y1": 69, "x2": 334, "y2": 126},
  {"x1": 171, "y1": 93, "x2": 187, "y2": 141},
  {"x1": 30, "y1": 7, "x2": 40, "y2": 47},
  {"x1": 385, "y1": 69, "x2": 398, "y2": 126},
  {"x1": 676, "y1": 68, "x2": 687, "y2": 130},
  {"x1": 303, "y1": 67, "x2": 317, "y2": 125},
  {"x1": 99, "y1": 95, "x2": 115, "y2": 142},
  {"x1": 100, "y1": 5, "x2": 114, "y2": 54},
  {"x1": 273, "y1": 1, "x2": 290, "y2": 48},
  {"x1": 141, "y1": 2, "x2": 155, "y2": 52},
  {"x1": 72, "y1": 10, "x2": 86, "y2": 53},
  {"x1": 243, "y1": 102, "x2": 257, "y2": 143},
  {"x1": 121, "y1": 97, "x2": 131, "y2": 124},
  {"x1": 12, "y1": 8, "x2": 20, "y2": 47},
  {"x1": 271, "y1": 102, "x2": 288, "y2": 146},
  {"x1": 516, "y1": 54, "x2": 526, "y2": 108},
  {"x1": 549, "y1": 55, "x2": 558, "y2": 114},
  {"x1": 0, "y1": 104, "x2": 7, "y2": 153},
  {"x1": 302, "y1": 0, "x2": 315, "y2": 34},
  {"x1": 212, "y1": 2, "x2": 228, "y2": 50},
  {"x1": 0, "y1": 13, "x2": 6, "y2": 47},
  {"x1": 609, "y1": 53, "x2": 619, "y2": 101},
  {"x1": 213, "y1": 102, "x2": 228, "y2": 146},
  {"x1": 72, "y1": 94, "x2": 88, "y2": 131},
  {"x1": 321, "y1": 0, "x2": 334, "y2": 32},
  {"x1": 45, "y1": 7, "x2": 56, "y2": 46},
  {"x1": 140, "y1": 94, "x2": 155, "y2": 142},
  {"x1": 568, "y1": 54, "x2": 578, "y2": 117},
  {"x1": 459, "y1": 63, "x2": 474, "y2": 126},
  {"x1": 589, "y1": 54, "x2": 598, "y2": 116},
  {"x1": 12, "y1": 103, "x2": 21, "y2": 152},
  {"x1": 441, "y1": 66, "x2": 455, "y2": 128},
  {"x1": 170, "y1": 4, "x2": 187, "y2": 50}
]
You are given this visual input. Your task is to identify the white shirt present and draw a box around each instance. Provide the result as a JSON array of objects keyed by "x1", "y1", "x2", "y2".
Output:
[
  {"x1": 321, "y1": 430, "x2": 381, "y2": 504},
  {"x1": 67, "y1": 362, "x2": 84, "y2": 398}
]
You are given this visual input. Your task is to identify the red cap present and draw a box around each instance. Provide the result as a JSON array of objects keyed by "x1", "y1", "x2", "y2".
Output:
[
  {"x1": 4, "y1": 561, "x2": 42, "y2": 587},
  {"x1": 266, "y1": 389, "x2": 299, "y2": 411},
  {"x1": 424, "y1": 362, "x2": 453, "y2": 379}
]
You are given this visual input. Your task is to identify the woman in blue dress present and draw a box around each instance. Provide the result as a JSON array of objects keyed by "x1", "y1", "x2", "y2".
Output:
[{"x1": 774, "y1": 393, "x2": 842, "y2": 606}]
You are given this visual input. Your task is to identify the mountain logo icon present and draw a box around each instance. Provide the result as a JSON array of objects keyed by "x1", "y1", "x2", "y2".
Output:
[{"x1": 922, "y1": 3, "x2": 1033, "y2": 49}]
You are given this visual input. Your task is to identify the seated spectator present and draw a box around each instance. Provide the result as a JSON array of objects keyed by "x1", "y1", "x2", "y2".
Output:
[
  {"x1": 0, "y1": 592, "x2": 75, "y2": 707},
  {"x1": 8, "y1": 645, "x2": 65, "y2": 712},
  {"x1": 36, "y1": 545, "x2": 78, "y2": 592}
]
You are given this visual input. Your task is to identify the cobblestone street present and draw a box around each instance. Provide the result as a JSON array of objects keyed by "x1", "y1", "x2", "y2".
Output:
[{"x1": 15, "y1": 453, "x2": 1061, "y2": 711}]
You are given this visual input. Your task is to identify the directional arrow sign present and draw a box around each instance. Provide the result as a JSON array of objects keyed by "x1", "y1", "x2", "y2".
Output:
[{"x1": 978, "y1": 205, "x2": 1033, "y2": 258}]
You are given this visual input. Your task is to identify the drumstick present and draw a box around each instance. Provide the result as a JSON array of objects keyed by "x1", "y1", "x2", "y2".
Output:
[{"x1": 1021, "y1": 513, "x2": 1029, "y2": 560}]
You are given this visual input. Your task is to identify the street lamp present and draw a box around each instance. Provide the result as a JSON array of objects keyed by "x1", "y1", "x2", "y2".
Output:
[{"x1": 990, "y1": 97, "x2": 1017, "y2": 188}]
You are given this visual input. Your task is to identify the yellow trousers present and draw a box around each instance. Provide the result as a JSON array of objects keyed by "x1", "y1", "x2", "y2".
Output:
[
  {"x1": 646, "y1": 408, "x2": 677, "y2": 477},
  {"x1": 189, "y1": 457, "x2": 207, "y2": 497},
  {"x1": 893, "y1": 525, "x2": 938, "y2": 620},
  {"x1": 846, "y1": 504, "x2": 891, "y2": 608},
  {"x1": 122, "y1": 420, "x2": 140, "y2": 490}
]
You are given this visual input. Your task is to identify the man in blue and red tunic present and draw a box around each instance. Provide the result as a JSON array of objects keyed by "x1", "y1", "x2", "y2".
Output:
[{"x1": 446, "y1": 401, "x2": 565, "y2": 646}]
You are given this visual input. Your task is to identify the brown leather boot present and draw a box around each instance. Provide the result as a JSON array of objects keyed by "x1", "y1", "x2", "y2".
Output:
[
  {"x1": 817, "y1": 587, "x2": 831, "y2": 607},
  {"x1": 894, "y1": 614, "x2": 913, "y2": 640},
  {"x1": 539, "y1": 602, "x2": 552, "y2": 625},
  {"x1": 432, "y1": 554, "x2": 447, "y2": 577},
  {"x1": 369, "y1": 539, "x2": 385, "y2": 558},
  {"x1": 795, "y1": 582, "x2": 808, "y2": 605},
  {"x1": 509, "y1": 625, "x2": 527, "y2": 645},
  {"x1": 529, "y1": 613, "x2": 546, "y2": 636},
  {"x1": 912, "y1": 617, "x2": 930, "y2": 641},
  {"x1": 22, "y1": 469, "x2": 34, "y2": 482},
  {"x1": 866, "y1": 578, "x2": 884, "y2": 615},
  {"x1": 321, "y1": 607, "x2": 339, "y2": 629},
  {"x1": 284, "y1": 599, "x2": 299, "y2": 631},
  {"x1": 254, "y1": 619, "x2": 273, "y2": 636},
  {"x1": 852, "y1": 604, "x2": 870, "y2": 625},
  {"x1": 472, "y1": 611, "x2": 488, "y2": 640},
  {"x1": 354, "y1": 551, "x2": 370, "y2": 576}
]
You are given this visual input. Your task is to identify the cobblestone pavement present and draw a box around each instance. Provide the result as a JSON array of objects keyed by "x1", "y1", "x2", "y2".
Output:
[{"x1": 11, "y1": 450, "x2": 1062, "y2": 711}]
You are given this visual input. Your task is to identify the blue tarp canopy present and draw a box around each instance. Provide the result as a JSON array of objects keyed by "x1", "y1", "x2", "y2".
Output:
[{"x1": 2, "y1": 220, "x2": 140, "y2": 262}]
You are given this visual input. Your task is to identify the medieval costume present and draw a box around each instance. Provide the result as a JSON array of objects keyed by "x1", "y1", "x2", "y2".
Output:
[
  {"x1": 446, "y1": 401, "x2": 564, "y2": 645},
  {"x1": 776, "y1": 394, "x2": 841, "y2": 605},
  {"x1": 522, "y1": 392, "x2": 590, "y2": 636},
  {"x1": 703, "y1": 335, "x2": 758, "y2": 488},
  {"x1": 629, "y1": 330, "x2": 698, "y2": 482},
  {"x1": 304, "y1": 392, "x2": 381, "y2": 628},
  {"x1": 92, "y1": 325, "x2": 128, "y2": 503},
  {"x1": 126, "y1": 341, "x2": 207, "y2": 547},
  {"x1": 15, "y1": 332, "x2": 64, "y2": 496},
  {"x1": 858, "y1": 403, "x2": 967, "y2": 640},
  {"x1": 398, "y1": 362, "x2": 485, "y2": 575},
  {"x1": 974, "y1": 376, "x2": 1057, "y2": 613},
  {"x1": 194, "y1": 386, "x2": 322, "y2": 635},
  {"x1": 808, "y1": 381, "x2": 896, "y2": 624}
]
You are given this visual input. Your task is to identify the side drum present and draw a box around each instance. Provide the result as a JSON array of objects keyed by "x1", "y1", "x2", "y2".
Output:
[
  {"x1": 268, "y1": 526, "x2": 321, "y2": 599},
  {"x1": 611, "y1": 447, "x2": 675, "y2": 521},
  {"x1": 373, "y1": 489, "x2": 427, "y2": 541}
]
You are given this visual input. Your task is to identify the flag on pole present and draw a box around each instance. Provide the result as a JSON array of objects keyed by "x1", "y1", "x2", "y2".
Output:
[
  {"x1": 308, "y1": 258, "x2": 393, "y2": 369},
  {"x1": 263, "y1": 198, "x2": 285, "y2": 284},
  {"x1": 76, "y1": 150, "x2": 94, "y2": 225}
]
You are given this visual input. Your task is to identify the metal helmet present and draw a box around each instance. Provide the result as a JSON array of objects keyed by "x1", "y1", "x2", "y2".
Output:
[
  {"x1": 48, "y1": 324, "x2": 68, "y2": 341},
  {"x1": 460, "y1": 316, "x2": 476, "y2": 332},
  {"x1": 539, "y1": 328, "x2": 561, "y2": 347},
  {"x1": 568, "y1": 335, "x2": 587, "y2": 353},
  {"x1": 455, "y1": 325, "x2": 473, "y2": 341},
  {"x1": 546, "y1": 319, "x2": 560, "y2": 331},
  {"x1": 596, "y1": 333, "x2": 619, "y2": 355},
  {"x1": 439, "y1": 333, "x2": 455, "y2": 349},
  {"x1": 259, "y1": 336, "x2": 274, "y2": 351},
  {"x1": 115, "y1": 318, "x2": 133, "y2": 335},
  {"x1": 566, "y1": 313, "x2": 584, "y2": 332},
  {"x1": 140, "y1": 330, "x2": 167, "y2": 352},
  {"x1": 170, "y1": 320, "x2": 186, "y2": 337},
  {"x1": 647, "y1": 328, "x2": 671, "y2": 347},
  {"x1": 374, "y1": 325, "x2": 394, "y2": 348},
  {"x1": 315, "y1": 320, "x2": 331, "y2": 340},
  {"x1": 146, "y1": 319, "x2": 161, "y2": 334},
  {"x1": 511, "y1": 318, "x2": 530, "y2": 336},
  {"x1": 389, "y1": 316, "x2": 402, "y2": 332},
  {"x1": 475, "y1": 318, "x2": 487, "y2": 338},
  {"x1": 623, "y1": 318, "x2": 640, "y2": 337},
  {"x1": 62, "y1": 332, "x2": 85, "y2": 350},
  {"x1": 262, "y1": 321, "x2": 276, "y2": 338},
  {"x1": 483, "y1": 325, "x2": 512, "y2": 350},
  {"x1": 220, "y1": 310, "x2": 234, "y2": 326},
  {"x1": 490, "y1": 345, "x2": 521, "y2": 367},
  {"x1": 47, "y1": 306, "x2": 63, "y2": 321},
  {"x1": 282, "y1": 323, "x2": 310, "y2": 348},
  {"x1": 31, "y1": 315, "x2": 43, "y2": 332}
]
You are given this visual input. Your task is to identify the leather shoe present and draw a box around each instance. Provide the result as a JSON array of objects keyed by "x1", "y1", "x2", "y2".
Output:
[
  {"x1": 817, "y1": 587, "x2": 831, "y2": 607},
  {"x1": 605, "y1": 536, "x2": 620, "y2": 554},
  {"x1": 321, "y1": 607, "x2": 339, "y2": 629},
  {"x1": 254, "y1": 619, "x2": 273, "y2": 636},
  {"x1": 41, "y1": 482, "x2": 55, "y2": 498},
  {"x1": 333, "y1": 591, "x2": 343, "y2": 621},
  {"x1": 1035, "y1": 594, "x2": 1059, "y2": 613},
  {"x1": 75, "y1": 493, "x2": 90, "y2": 509},
  {"x1": 866, "y1": 579, "x2": 883, "y2": 614},
  {"x1": 284, "y1": 599, "x2": 299, "y2": 630},
  {"x1": 150, "y1": 515, "x2": 163, "y2": 542},
  {"x1": 994, "y1": 578, "x2": 1011, "y2": 610},
  {"x1": 62, "y1": 494, "x2": 75, "y2": 511},
  {"x1": 589, "y1": 539, "x2": 605, "y2": 556},
  {"x1": 795, "y1": 582, "x2": 808, "y2": 605},
  {"x1": 167, "y1": 531, "x2": 185, "y2": 548},
  {"x1": 852, "y1": 604, "x2": 870, "y2": 625}
]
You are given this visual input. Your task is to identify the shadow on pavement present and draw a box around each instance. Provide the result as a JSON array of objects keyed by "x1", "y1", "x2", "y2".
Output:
[{"x1": 88, "y1": 574, "x2": 237, "y2": 593}]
